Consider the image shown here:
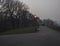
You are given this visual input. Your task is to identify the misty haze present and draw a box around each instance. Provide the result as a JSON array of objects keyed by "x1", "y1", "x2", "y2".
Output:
[
  {"x1": 0, "y1": 0, "x2": 60, "y2": 46},
  {"x1": 19, "y1": 0, "x2": 60, "y2": 25}
]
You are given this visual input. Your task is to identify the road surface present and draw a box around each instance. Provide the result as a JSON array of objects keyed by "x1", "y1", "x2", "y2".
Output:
[{"x1": 0, "y1": 26, "x2": 60, "y2": 46}]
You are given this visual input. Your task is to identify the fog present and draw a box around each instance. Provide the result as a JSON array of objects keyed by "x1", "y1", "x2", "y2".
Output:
[{"x1": 19, "y1": 0, "x2": 60, "y2": 24}]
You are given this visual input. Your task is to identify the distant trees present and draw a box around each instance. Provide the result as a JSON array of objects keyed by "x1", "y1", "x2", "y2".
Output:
[
  {"x1": 42, "y1": 19, "x2": 60, "y2": 31},
  {"x1": 0, "y1": 0, "x2": 40, "y2": 32},
  {"x1": 43, "y1": 19, "x2": 55, "y2": 26}
]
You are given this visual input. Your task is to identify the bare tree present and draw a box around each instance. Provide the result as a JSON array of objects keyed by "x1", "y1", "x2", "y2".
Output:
[{"x1": 0, "y1": 0, "x2": 29, "y2": 32}]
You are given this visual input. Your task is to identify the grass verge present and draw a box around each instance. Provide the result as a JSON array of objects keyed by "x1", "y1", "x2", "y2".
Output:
[
  {"x1": 0, "y1": 27, "x2": 38, "y2": 35},
  {"x1": 47, "y1": 25, "x2": 60, "y2": 32}
]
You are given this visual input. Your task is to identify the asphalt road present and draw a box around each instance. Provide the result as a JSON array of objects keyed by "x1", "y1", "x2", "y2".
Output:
[{"x1": 0, "y1": 26, "x2": 60, "y2": 46}]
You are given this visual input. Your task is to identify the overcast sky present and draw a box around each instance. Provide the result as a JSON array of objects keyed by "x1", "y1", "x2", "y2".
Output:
[{"x1": 19, "y1": 0, "x2": 60, "y2": 24}]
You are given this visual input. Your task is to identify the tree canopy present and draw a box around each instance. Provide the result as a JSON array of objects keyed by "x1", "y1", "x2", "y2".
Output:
[{"x1": 0, "y1": 0, "x2": 40, "y2": 32}]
